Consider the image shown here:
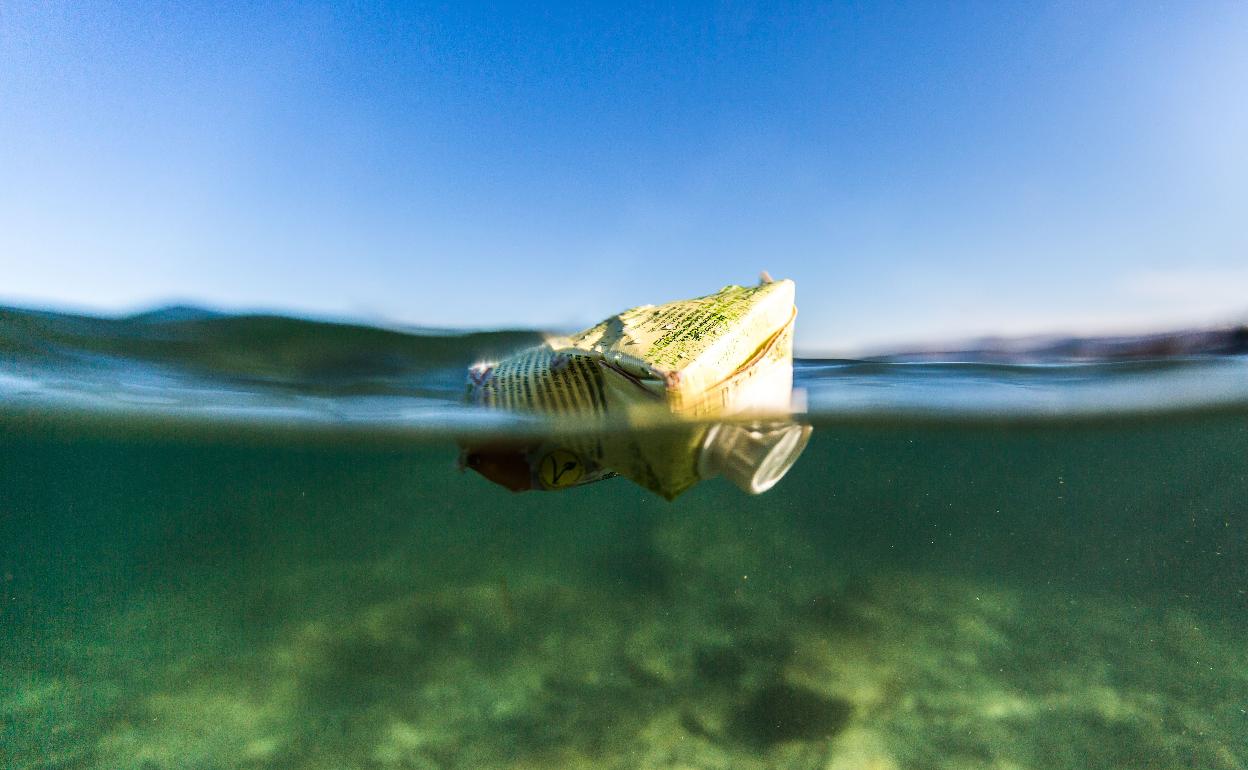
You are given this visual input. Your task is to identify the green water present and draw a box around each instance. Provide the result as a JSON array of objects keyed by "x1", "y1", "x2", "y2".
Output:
[{"x1": 3, "y1": 412, "x2": 1246, "y2": 769}]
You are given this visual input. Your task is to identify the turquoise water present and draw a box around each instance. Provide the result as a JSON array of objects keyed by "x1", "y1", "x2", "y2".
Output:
[{"x1": 2, "y1": 307, "x2": 1247, "y2": 769}]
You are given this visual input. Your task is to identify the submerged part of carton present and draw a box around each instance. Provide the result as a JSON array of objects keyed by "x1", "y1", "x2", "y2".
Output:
[{"x1": 698, "y1": 422, "x2": 813, "y2": 495}]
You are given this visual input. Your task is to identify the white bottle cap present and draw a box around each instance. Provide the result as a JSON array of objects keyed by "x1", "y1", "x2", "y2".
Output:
[{"x1": 697, "y1": 422, "x2": 813, "y2": 494}]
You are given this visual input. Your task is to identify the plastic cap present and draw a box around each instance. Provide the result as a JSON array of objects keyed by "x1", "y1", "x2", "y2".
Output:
[{"x1": 698, "y1": 422, "x2": 813, "y2": 494}]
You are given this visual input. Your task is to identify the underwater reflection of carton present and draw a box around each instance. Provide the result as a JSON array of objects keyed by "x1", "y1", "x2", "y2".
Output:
[{"x1": 461, "y1": 279, "x2": 812, "y2": 499}]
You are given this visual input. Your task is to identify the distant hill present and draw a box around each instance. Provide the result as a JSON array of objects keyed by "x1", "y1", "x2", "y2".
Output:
[
  {"x1": 124, "y1": 305, "x2": 227, "y2": 323},
  {"x1": 861, "y1": 325, "x2": 1248, "y2": 363},
  {"x1": 5, "y1": 303, "x2": 1246, "y2": 368}
]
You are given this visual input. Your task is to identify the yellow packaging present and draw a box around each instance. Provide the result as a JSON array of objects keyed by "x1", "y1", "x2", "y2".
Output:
[{"x1": 463, "y1": 278, "x2": 807, "y2": 499}]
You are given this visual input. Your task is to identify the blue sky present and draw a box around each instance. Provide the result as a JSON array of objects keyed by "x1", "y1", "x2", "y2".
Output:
[{"x1": 2, "y1": 2, "x2": 1245, "y2": 351}]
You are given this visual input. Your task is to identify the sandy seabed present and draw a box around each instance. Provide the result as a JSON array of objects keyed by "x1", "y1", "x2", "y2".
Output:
[{"x1": 4, "y1": 499, "x2": 1246, "y2": 770}]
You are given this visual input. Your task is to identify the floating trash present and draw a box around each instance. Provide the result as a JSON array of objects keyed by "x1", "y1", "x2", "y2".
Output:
[{"x1": 460, "y1": 277, "x2": 812, "y2": 498}]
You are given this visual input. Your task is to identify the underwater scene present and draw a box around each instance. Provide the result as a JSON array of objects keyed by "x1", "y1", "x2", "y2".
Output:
[{"x1": 2, "y1": 301, "x2": 1247, "y2": 770}]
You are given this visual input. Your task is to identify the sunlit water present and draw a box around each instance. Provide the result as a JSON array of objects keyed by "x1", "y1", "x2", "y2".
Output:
[{"x1": 2, "y1": 307, "x2": 1246, "y2": 769}]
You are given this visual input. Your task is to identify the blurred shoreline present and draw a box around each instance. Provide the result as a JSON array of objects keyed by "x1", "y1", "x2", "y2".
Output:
[
  {"x1": 854, "y1": 324, "x2": 1248, "y2": 363},
  {"x1": 4, "y1": 302, "x2": 1247, "y2": 364}
]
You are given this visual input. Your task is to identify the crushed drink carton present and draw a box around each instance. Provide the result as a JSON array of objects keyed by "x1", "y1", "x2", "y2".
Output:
[{"x1": 462, "y1": 277, "x2": 810, "y2": 499}]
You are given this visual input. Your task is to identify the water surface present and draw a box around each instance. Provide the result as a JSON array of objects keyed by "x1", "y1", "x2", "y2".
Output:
[{"x1": 2, "y1": 307, "x2": 1246, "y2": 769}]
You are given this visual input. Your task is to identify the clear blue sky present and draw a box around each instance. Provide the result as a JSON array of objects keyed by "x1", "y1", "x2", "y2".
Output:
[{"x1": 2, "y1": 2, "x2": 1245, "y2": 351}]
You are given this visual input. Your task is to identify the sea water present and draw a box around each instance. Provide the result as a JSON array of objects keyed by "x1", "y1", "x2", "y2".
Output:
[{"x1": 2, "y1": 307, "x2": 1246, "y2": 769}]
